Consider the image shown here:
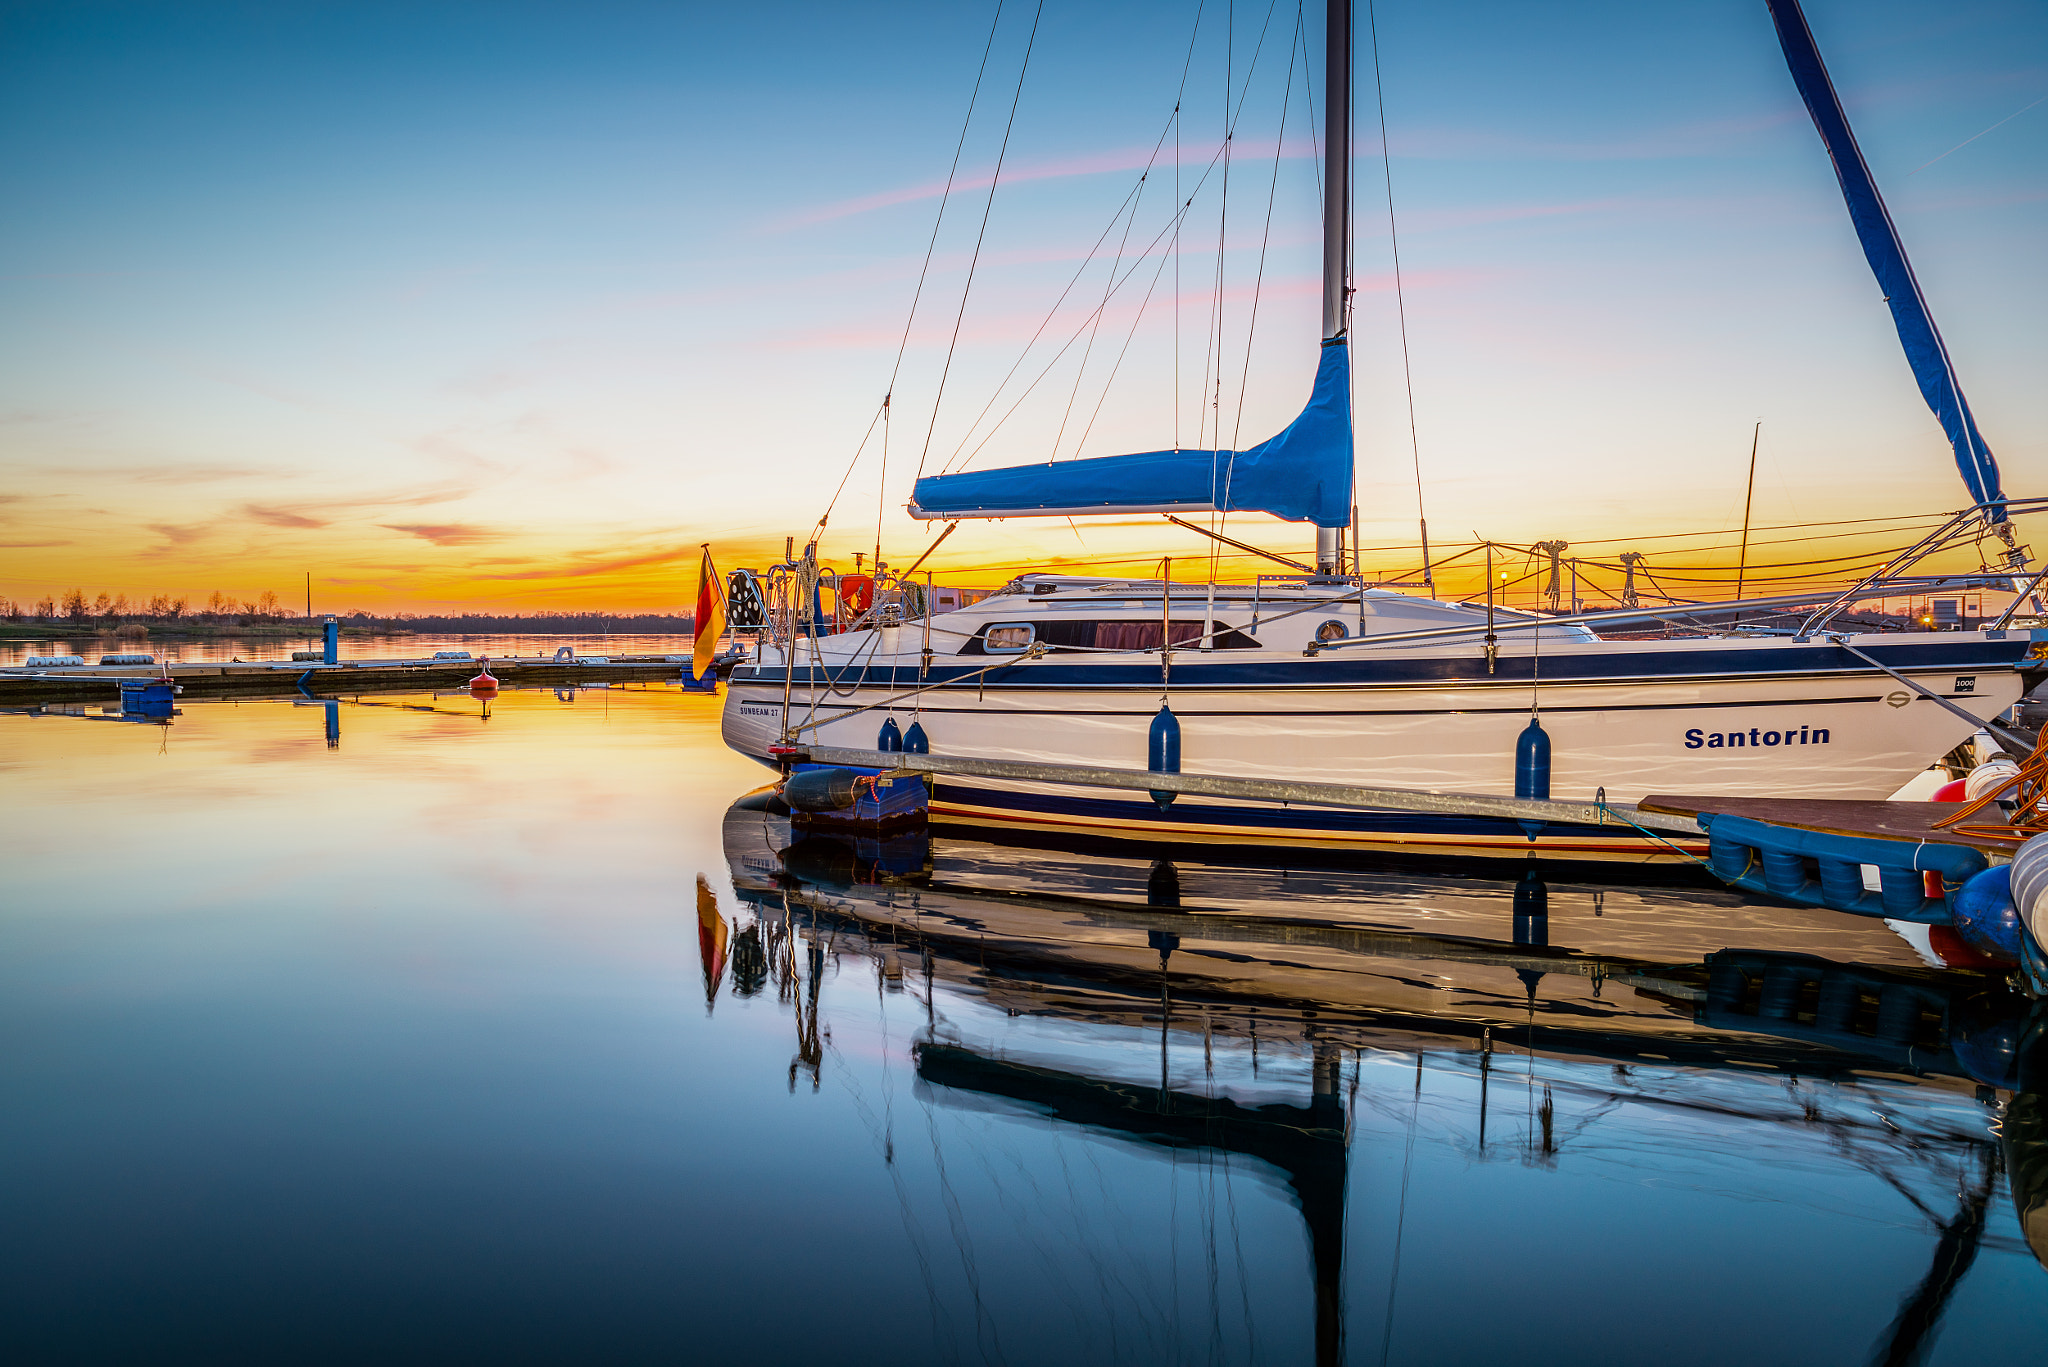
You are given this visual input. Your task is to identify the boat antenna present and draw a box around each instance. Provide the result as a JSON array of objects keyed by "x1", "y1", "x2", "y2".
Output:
[
  {"x1": 1367, "y1": 0, "x2": 1429, "y2": 590},
  {"x1": 1735, "y1": 421, "x2": 1761, "y2": 604}
]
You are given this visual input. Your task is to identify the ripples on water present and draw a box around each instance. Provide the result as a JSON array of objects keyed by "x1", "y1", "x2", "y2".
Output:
[{"x1": 4, "y1": 686, "x2": 2044, "y2": 1365}]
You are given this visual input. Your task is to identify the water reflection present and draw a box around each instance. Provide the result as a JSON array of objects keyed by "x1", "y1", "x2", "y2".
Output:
[
  {"x1": 4, "y1": 690, "x2": 2042, "y2": 1364},
  {"x1": 724, "y1": 806, "x2": 2047, "y2": 1362}
]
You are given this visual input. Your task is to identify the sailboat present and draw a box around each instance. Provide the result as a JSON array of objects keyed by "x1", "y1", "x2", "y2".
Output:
[{"x1": 720, "y1": 0, "x2": 2040, "y2": 860}]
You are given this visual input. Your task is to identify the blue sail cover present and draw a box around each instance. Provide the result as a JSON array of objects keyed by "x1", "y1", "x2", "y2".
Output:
[
  {"x1": 1767, "y1": 0, "x2": 2005, "y2": 518},
  {"x1": 910, "y1": 339, "x2": 1353, "y2": 528}
]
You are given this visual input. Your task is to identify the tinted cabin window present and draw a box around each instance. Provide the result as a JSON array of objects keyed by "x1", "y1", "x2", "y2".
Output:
[
  {"x1": 964, "y1": 620, "x2": 1257, "y2": 653},
  {"x1": 982, "y1": 624, "x2": 1035, "y2": 652}
]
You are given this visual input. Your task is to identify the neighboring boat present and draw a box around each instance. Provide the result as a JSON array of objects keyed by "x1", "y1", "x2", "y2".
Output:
[{"x1": 720, "y1": 0, "x2": 2040, "y2": 860}]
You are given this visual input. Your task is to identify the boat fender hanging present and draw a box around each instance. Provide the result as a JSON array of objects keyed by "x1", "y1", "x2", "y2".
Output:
[
  {"x1": 1515, "y1": 717, "x2": 1551, "y2": 801},
  {"x1": 783, "y1": 767, "x2": 862, "y2": 813},
  {"x1": 878, "y1": 717, "x2": 903, "y2": 752},
  {"x1": 2006, "y1": 837, "x2": 2048, "y2": 972},
  {"x1": 903, "y1": 720, "x2": 929, "y2": 754},
  {"x1": 1148, "y1": 704, "x2": 1180, "y2": 811},
  {"x1": 1950, "y1": 865, "x2": 2023, "y2": 965},
  {"x1": 1965, "y1": 757, "x2": 2022, "y2": 803}
]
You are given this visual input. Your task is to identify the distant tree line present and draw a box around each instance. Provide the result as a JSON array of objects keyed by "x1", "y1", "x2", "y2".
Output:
[
  {"x1": 1, "y1": 594, "x2": 695, "y2": 634},
  {"x1": 2, "y1": 588, "x2": 292, "y2": 626},
  {"x1": 344, "y1": 610, "x2": 696, "y2": 634}
]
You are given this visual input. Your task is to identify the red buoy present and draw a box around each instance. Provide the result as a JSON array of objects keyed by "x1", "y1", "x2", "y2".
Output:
[
  {"x1": 470, "y1": 658, "x2": 499, "y2": 692},
  {"x1": 1931, "y1": 777, "x2": 1968, "y2": 803}
]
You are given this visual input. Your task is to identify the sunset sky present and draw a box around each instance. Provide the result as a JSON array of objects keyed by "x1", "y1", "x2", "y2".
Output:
[{"x1": 2, "y1": 0, "x2": 2043, "y2": 614}]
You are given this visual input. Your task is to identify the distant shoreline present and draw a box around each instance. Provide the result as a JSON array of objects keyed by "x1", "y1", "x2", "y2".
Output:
[
  {"x1": 1, "y1": 621, "x2": 695, "y2": 642},
  {"x1": 1, "y1": 622, "x2": 335, "y2": 641}
]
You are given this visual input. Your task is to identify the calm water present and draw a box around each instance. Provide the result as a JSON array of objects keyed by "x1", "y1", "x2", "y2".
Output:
[
  {"x1": 0, "y1": 631, "x2": 695, "y2": 666},
  {"x1": 4, "y1": 685, "x2": 2045, "y2": 1365}
]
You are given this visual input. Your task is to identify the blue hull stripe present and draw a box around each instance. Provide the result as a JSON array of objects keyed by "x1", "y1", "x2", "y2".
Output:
[
  {"x1": 734, "y1": 690, "x2": 1961, "y2": 720},
  {"x1": 734, "y1": 638, "x2": 2026, "y2": 692}
]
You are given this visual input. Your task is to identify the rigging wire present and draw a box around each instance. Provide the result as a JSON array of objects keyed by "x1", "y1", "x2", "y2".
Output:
[
  {"x1": 814, "y1": 0, "x2": 1010, "y2": 544},
  {"x1": 1218, "y1": 0, "x2": 1299, "y2": 584},
  {"x1": 942, "y1": 7, "x2": 1287, "y2": 475},
  {"x1": 940, "y1": 149, "x2": 1236, "y2": 474},
  {"x1": 1068, "y1": 228, "x2": 1184, "y2": 460},
  {"x1": 942, "y1": 164, "x2": 1162, "y2": 473},
  {"x1": 1196, "y1": 0, "x2": 1237, "y2": 458},
  {"x1": 917, "y1": 0, "x2": 1046, "y2": 484},
  {"x1": 810, "y1": 399, "x2": 888, "y2": 540},
  {"x1": 1367, "y1": 0, "x2": 1431, "y2": 589},
  {"x1": 933, "y1": 7, "x2": 1212, "y2": 476},
  {"x1": 1049, "y1": 165, "x2": 1152, "y2": 465}
]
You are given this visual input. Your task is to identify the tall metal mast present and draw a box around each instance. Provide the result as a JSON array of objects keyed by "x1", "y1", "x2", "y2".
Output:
[{"x1": 1317, "y1": 0, "x2": 1353, "y2": 575}]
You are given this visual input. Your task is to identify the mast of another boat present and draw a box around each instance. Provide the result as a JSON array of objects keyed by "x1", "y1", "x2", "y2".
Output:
[{"x1": 1317, "y1": 0, "x2": 1352, "y2": 577}]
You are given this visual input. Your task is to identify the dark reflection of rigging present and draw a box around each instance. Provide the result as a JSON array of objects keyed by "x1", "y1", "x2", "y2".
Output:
[{"x1": 719, "y1": 807, "x2": 2047, "y2": 1358}]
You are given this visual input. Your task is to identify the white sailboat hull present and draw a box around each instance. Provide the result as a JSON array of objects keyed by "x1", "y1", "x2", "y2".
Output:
[{"x1": 722, "y1": 608, "x2": 2027, "y2": 861}]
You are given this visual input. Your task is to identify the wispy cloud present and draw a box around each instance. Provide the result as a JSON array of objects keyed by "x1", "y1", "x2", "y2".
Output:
[
  {"x1": 0, "y1": 540, "x2": 70, "y2": 548},
  {"x1": 774, "y1": 140, "x2": 1320, "y2": 231},
  {"x1": 1385, "y1": 109, "x2": 1804, "y2": 162},
  {"x1": 38, "y1": 462, "x2": 291, "y2": 486},
  {"x1": 381, "y1": 523, "x2": 504, "y2": 546},
  {"x1": 146, "y1": 523, "x2": 208, "y2": 545},
  {"x1": 240, "y1": 504, "x2": 329, "y2": 529},
  {"x1": 777, "y1": 107, "x2": 1812, "y2": 233},
  {"x1": 481, "y1": 544, "x2": 697, "y2": 581}
]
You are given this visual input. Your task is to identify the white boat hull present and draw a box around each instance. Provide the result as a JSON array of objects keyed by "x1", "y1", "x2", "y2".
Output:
[{"x1": 723, "y1": 627, "x2": 2026, "y2": 861}]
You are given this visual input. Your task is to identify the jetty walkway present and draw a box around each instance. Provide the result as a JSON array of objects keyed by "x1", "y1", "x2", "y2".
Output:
[{"x1": 0, "y1": 653, "x2": 698, "y2": 705}]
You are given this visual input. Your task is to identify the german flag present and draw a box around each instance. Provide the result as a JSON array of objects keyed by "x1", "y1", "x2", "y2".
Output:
[{"x1": 692, "y1": 544, "x2": 726, "y2": 683}]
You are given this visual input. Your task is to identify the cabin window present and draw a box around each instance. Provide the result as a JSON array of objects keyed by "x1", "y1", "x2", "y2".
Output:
[
  {"x1": 983, "y1": 623, "x2": 1036, "y2": 652},
  {"x1": 1316, "y1": 619, "x2": 1349, "y2": 642},
  {"x1": 964, "y1": 619, "x2": 1258, "y2": 653}
]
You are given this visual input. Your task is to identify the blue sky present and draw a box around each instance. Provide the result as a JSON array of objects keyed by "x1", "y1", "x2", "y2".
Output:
[{"x1": 1, "y1": 0, "x2": 2042, "y2": 609}]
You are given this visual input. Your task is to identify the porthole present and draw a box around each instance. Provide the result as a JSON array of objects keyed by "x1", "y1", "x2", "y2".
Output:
[{"x1": 1315, "y1": 619, "x2": 1348, "y2": 643}]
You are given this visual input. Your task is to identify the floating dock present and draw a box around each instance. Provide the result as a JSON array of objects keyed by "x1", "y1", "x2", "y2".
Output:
[{"x1": 0, "y1": 653, "x2": 702, "y2": 704}]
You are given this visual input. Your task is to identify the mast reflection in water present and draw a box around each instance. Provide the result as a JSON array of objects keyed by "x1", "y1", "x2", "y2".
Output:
[{"x1": 722, "y1": 805, "x2": 2048, "y2": 1366}]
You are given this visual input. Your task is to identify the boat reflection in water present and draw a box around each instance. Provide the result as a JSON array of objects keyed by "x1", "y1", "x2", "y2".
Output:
[{"x1": 719, "y1": 807, "x2": 2048, "y2": 1363}]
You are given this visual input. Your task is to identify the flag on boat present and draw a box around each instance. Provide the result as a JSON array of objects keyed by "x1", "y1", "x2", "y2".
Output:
[{"x1": 693, "y1": 544, "x2": 726, "y2": 682}]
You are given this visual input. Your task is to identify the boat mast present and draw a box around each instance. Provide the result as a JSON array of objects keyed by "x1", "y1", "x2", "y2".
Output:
[{"x1": 1317, "y1": 0, "x2": 1352, "y2": 576}]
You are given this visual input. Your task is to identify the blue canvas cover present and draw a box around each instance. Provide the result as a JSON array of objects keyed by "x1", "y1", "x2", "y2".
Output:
[
  {"x1": 909, "y1": 340, "x2": 1353, "y2": 528},
  {"x1": 1767, "y1": 0, "x2": 2005, "y2": 518}
]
